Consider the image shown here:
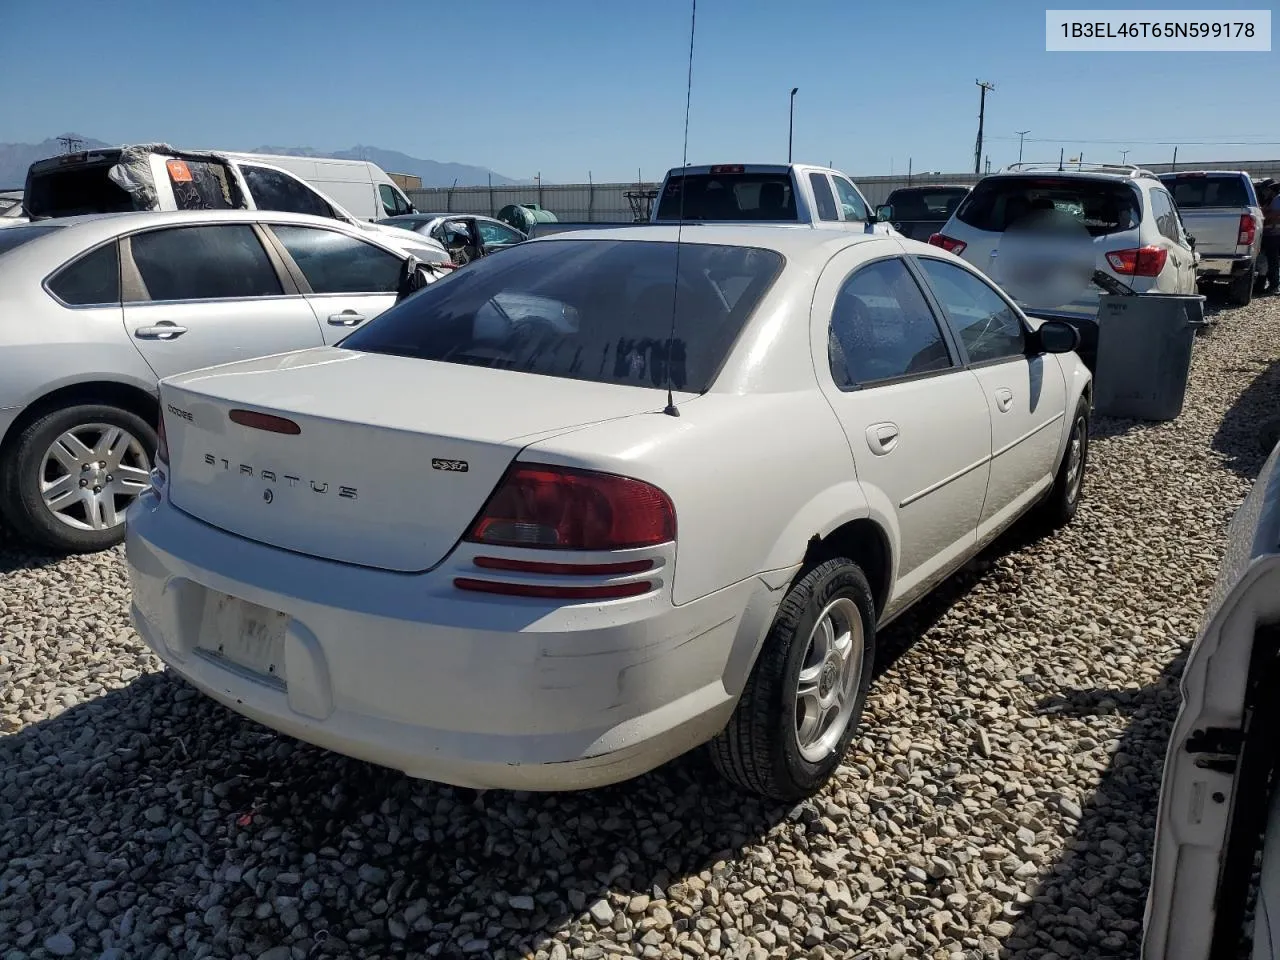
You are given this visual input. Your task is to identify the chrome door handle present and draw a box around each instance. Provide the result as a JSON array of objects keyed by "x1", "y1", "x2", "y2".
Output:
[
  {"x1": 866, "y1": 422, "x2": 900, "y2": 455},
  {"x1": 994, "y1": 388, "x2": 1014, "y2": 413},
  {"x1": 327, "y1": 311, "x2": 365, "y2": 326},
  {"x1": 134, "y1": 323, "x2": 188, "y2": 340}
]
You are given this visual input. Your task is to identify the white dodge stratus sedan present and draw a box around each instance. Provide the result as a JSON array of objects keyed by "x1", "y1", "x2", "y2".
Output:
[{"x1": 125, "y1": 225, "x2": 1092, "y2": 801}]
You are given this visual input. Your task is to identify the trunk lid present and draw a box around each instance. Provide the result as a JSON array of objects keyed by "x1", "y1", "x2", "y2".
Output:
[{"x1": 160, "y1": 347, "x2": 675, "y2": 572}]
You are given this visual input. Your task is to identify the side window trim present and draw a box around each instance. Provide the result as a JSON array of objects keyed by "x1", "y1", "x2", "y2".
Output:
[
  {"x1": 910, "y1": 254, "x2": 1030, "y2": 368},
  {"x1": 827, "y1": 254, "x2": 960, "y2": 392},
  {"x1": 41, "y1": 238, "x2": 123, "y2": 308}
]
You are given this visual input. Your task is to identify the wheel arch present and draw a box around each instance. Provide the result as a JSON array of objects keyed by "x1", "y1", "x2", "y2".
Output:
[{"x1": 0, "y1": 380, "x2": 159, "y2": 458}]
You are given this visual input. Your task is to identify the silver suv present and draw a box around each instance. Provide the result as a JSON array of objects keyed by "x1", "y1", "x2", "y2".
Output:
[
  {"x1": 0, "y1": 209, "x2": 435, "y2": 553},
  {"x1": 929, "y1": 163, "x2": 1199, "y2": 366}
]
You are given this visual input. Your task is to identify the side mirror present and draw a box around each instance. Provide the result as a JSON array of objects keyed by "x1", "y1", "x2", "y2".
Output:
[
  {"x1": 1186, "y1": 233, "x2": 1197, "y2": 250},
  {"x1": 1036, "y1": 320, "x2": 1080, "y2": 355},
  {"x1": 875, "y1": 203, "x2": 894, "y2": 222}
]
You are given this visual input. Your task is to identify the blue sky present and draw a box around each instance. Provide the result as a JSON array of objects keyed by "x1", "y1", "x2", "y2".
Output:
[{"x1": 2, "y1": 0, "x2": 1276, "y2": 183}]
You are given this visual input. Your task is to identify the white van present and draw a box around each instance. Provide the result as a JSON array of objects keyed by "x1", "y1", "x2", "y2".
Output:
[
  {"x1": 221, "y1": 151, "x2": 417, "y2": 222},
  {"x1": 23, "y1": 144, "x2": 446, "y2": 262}
]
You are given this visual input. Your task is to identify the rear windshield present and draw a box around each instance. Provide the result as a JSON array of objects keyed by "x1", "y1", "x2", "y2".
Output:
[
  {"x1": 655, "y1": 173, "x2": 797, "y2": 221},
  {"x1": 341, "y1": 239, "x2": 784, "y2": 393},
  {"x1": 885, "y1": 188, "x2": 970, "y2": 219},
  {"x1": 0, "y1": 224, "x2": 62, "y2": 256},
  {"x1": 1160, "y1": 175, "x2": 1253, "y2": 209},
  {"x1": 956, "y1": 176, "x2": 1140, "y2": 236},
  {"x1": 26, "y1": 163, "x2": 134, "y2": 218}
]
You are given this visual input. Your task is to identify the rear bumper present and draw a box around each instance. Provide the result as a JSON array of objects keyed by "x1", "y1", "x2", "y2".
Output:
[
  {"x1": 1196, "y1": 254, "x2": 1255, "y2": 279},
  {"x1": 125, "y1": 489, "x2": 760, "y2": 790}
]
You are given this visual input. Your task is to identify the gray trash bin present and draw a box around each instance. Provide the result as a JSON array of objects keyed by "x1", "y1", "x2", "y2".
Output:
[{"x1": 1092, "y1": 293, "x2": 1208, "y2": 421}]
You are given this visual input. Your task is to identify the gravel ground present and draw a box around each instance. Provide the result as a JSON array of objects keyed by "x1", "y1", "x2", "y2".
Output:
[{"x1": 2, "y1": 295, "x2": 1279, "y2": 960}]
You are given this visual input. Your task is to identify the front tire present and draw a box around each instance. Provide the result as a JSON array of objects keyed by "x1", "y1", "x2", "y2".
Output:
[
  {"x1": 1039, "y1": 396, "x2": 1090, "y2": 530},
  {"x1": 710, "y1": 559, "x2": 876, "y2": 802},
  {"x1": 0, "y1": 404, "x2": 156, "y2": 553}
]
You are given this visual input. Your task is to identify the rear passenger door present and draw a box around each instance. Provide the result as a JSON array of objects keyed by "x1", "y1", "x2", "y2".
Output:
[
  {"x1": 121, "y1": 223, "x2": 326, "y2": 379},
  {"x1": 812, "y1": 243, "x2": 992, "y2": 614},
  {"x1": 266, "y1": 224, "x2": 405, "y2": 342},
  {"x1": 914, "y1": 256, "x2": 1067, "y2": 543}
]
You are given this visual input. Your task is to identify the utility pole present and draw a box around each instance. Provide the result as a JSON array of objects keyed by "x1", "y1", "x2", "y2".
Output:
[
  {"x1": 57, "y1": 136, "x2": 83, "y2": 154},
  {"x1": 974, "y1": 80, "x2": 995, "y2": 175},
  {"x1": 984, "y1": 155, "x2": 991, "y2": 174},
  {"x1": 1015, "y1": 130, "x2": 1030, "y2": 164},
  {"x1": 1171, "y1": 146, "x2": 1178, "y2": 171},
  {"x1": 788, "y1": 87, "x2": 799, "y2": 163}
]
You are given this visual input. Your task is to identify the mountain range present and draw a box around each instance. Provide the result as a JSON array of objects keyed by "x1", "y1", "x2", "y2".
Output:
[{"x1": 0, "y1": 135, "x2": 517, "y2": 189}]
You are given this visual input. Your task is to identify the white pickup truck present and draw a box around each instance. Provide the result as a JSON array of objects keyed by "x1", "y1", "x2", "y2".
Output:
[
  {"x1": 1143, "y1": 430, "x2": 1280, "y2": 959},
  {"x1": 1159, "y1": 171, "x2": 1265, "y2": 305},
  {"x1": 650, "y1": 163, "x2": 898, "y2": 235}
]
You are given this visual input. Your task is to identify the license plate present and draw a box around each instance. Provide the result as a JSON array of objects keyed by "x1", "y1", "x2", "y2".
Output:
[{"x1": 196, "y1": 590, "x2": 289, "y2": 687}]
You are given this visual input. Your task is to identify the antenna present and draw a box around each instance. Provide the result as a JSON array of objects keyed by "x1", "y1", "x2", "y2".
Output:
[{"x1": 662, "y1": 0, "x2": 697, "y2": 419}]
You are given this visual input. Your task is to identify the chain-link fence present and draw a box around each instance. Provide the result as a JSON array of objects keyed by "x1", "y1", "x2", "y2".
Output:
[{"x1": 407, "y1": 182, "x2": 659, "y2": 222}]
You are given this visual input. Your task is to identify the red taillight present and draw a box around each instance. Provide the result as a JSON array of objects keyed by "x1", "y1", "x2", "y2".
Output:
[
  {"x1": 1239, "y1": 214, "x2": 1257, "y2": 246},
  {"x1": 1106, "y1": 246, "x2": 1168, "y2": 277},
  {"x1": 155, "y1": 410, "x2": 169, "y2": 465},
  {"x1": 229, "y1": 409, "x2": 301, "y2": 435},
  {"x1": 453, "y1": 578, "x2": 653, "y2": 600},
  {"x1": 928, "y1": 233, "x2": 967, "y2": 255},
  {"x1": 465, "y1": 464, "x2": 676, "y2": 551}
]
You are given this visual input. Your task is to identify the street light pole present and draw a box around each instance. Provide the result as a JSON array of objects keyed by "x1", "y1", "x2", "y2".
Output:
[
  {"x1": 788, "y1": 87, "x2": 799, "y2": 163},
  {"x1": 1016, "y1": 129, "x2": 1030, "y2": 164}
]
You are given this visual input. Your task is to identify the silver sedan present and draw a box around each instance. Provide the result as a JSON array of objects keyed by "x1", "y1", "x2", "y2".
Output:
[{"x1": 0, "y1": 209, "x2": 441, "y2": 553}]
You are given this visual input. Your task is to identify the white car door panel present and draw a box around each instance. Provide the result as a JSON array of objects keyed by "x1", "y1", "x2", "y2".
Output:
[
  {"x1": 121, "y1": 223, "x2": 325, "y2": 380},
  {"x1": 914, "y1": 255, "x2": 1067, "y2": 541},
  {"x1": 266, "y1": 223, "x2": 405, "y2": 344},
  {"x1": 812, "y1": 249, "x2": 992, "y2": 612}
]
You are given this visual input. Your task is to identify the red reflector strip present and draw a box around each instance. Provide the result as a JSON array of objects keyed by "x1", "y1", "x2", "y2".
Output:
[
  {"x1": 473, "y1": 556, "x2": 654, "y2": 576},
  {"x1": 228, "y1": 409, "x2": 301, "y2": 435},
  {"x1": 453, "y1": 578, "x2": 652, "y2": 600}
]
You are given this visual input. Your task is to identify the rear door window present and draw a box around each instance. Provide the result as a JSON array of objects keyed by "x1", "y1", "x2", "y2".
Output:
[
  {"x1": 340, "y1": 239, "x2": 784, "y2": 392},
  {"x1": 47, "y1": 243, "x2": 120, "y2": 306},
  {"x1": 240, "y1": 165, "x2": 335, "y2": 219},
  {"x1": 831, "y1": 177, "x2": 870, "y2": 222},
  {"x1": 654, "y1": 172, "x2": 796, "y2": 221},
  {"x1": 129, "y1": 225, "x2": 283, "y2": 302},
  {"x1": 1161, "y1": 175, "x2": 1251, "y2": 208},
  {"x1": 271, "y1": 225, "x2": 404, "y2": 294},
  {"x1": 1148, "y1": 189, "x2": 1184, "y2": 245},
  {"x1": 808, "y1": 173, "x2": 840, "y2": 222},
  {"x1": 165, "y1": 159, "x2": 238, "y2": 211},
  {"x1": 956, "y1": 176, "x2": 1140, "y2": 236}
]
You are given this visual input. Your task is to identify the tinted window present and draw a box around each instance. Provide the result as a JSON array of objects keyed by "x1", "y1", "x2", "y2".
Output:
[
  {"x1": 1149, "y1": 189, "x2": 1183, "y2": 245},
  {"x1": 26, "y1": 163, "x2": 133, "y2": 218},
  {"x1": 832, "y1": 177, "x2": 869, "y2": 222},
  {"x1": 477, "y1": 220, "x2": 522, "y2": 245},
  {"x1": 917, "y1": 258, "x2": 1025, "y2": 364},
  {"x1": 379, "y1": 183, "x2": 412, "y2": 216},
  {"x1": 1161, "y1": 174, "x2": 1252, "y2": 208},
  {"x1": 828, "y1": 258, "x2": 952, "y2": 387},
  {"x1": 165, "y1": 159, "x2": 238, "y2": 211},
  {"x1": 241, "y1": 165, "x2": 334, "y2": 218},
  {"x1": 885, "y1": 187, "x2": 970, "y2": 219},
  {"x1": 130, "y1": 225, "x2": 283, "y2": 302},
  {"x1": 341, "y1": 239, "x2": 784, "y2": 392},
  {"x1": 0, "y1": 224, "x2": 63, "y2": 256},
  {"x1": 654, "y1": 173, "x2": 797, "y2": 221},
  {"x1": 48, "y1": 243, "x2": 120, "y2": 305},
  {"x1": 809, "y1": 174, "x2": 840, "y2": 222},
  {"x1": 957, "y1": 176, "x2": 1140, "y2": 236},
  {"x1": 272, "y1": 225, "x2": 403, "y2": 294}
]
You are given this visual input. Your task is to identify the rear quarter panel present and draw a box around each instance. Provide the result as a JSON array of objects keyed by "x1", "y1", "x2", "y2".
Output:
[{"x1": 523, "y1": 390, "x2": 868, "y2": 606}]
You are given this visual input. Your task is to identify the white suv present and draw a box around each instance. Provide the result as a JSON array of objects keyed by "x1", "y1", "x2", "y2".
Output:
[{"x1": 928, "y1": 163, "x2": 1199, "y2": 367}]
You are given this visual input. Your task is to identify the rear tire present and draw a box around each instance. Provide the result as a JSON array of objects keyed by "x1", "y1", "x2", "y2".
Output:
[
  {"x1": 0, "y1": 404, "x2": 155, "y2": 553},
  {"x1": 709, "y1": 559, "x2": 876, "y2": 802},
  {"x1": 1229, "y1": 271, "x2": 1254, "y2": 306},
  {"x1": 1039, "y1": 396, "x2": 1090, "y2": 530}
]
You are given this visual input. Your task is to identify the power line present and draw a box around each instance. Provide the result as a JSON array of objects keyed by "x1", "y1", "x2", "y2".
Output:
[{"x1": 986, "y1": 135, "x2": 1280, "y2": 146}]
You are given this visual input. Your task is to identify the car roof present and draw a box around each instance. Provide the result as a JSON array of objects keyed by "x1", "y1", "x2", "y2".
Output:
[
  {"x1": 1159, "y1": 170, "x2": 1252, "y2": 178},
  {"x1": 526, "y1": 223, "x2": 884, "y2": 257}
]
